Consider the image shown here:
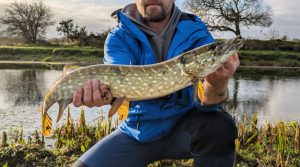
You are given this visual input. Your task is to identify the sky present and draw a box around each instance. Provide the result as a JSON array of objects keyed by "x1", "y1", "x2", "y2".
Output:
[{"x1": 0, "y1": 0, "x2": 299, "y2": 40}]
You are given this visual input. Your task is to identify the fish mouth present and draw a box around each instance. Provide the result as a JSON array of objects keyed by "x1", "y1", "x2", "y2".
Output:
[{"x1": 214, "y1": 36, "x2": 245, "y2": 56}]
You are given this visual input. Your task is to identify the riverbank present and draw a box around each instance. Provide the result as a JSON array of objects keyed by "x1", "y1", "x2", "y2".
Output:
[
  {"x1": 239, "y1": 50, "x2": 300, "y2": 67},
  {"x1": 0, "y1": 60, "x2": 72, "y2": 70},
  {"x1": 0, "y1": 44, "x2": 300, "y2": 67},
  {"x1": 0, "y1": 110, "x2": 299, "y2": 166},
  {"x1": 0, "y1": 45, "x2": 103, "y2": 65},
  {"x1": 1, "y1": 61, "x2": 299, "y2": 80}
]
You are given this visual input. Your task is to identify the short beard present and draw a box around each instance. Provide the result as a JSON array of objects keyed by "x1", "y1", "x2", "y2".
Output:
[{"x1": 142, "y1": 9, "x2": 167, "y2": 22}]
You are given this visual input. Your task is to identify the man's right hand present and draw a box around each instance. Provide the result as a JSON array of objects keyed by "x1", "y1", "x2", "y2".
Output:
[{"x1": 72, "y1": 79, "x2": 113, "y2": 107}]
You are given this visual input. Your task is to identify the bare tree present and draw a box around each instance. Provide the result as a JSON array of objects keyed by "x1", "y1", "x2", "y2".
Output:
[
  {"x1": 1, "y1": 1, "x2": 54, "y2": 43},
  {"x1": 185, "y1": 0, "x2": 273, "y2": 37}
]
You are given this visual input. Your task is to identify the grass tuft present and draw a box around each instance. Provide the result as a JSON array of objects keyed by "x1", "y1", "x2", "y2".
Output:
[{"x1": 0, "y1": 112, "x2": 299, "y2": 166}]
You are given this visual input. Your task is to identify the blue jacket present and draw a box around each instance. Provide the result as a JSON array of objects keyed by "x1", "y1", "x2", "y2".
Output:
[{"x1": 104, "y1": 11, "x2": 217, "y2": 143}]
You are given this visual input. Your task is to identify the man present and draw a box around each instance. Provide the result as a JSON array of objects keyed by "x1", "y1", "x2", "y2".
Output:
[{"x1": 72, "y1": 0, "x2": 239, "y2": 166}]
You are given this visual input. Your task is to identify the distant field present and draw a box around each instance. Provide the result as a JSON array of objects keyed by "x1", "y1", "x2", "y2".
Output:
[
  {"x1": 239, "y1": 50, "x2": 300, "y2": 67},
  {"x1": 0, "y1": 45, "x2": 299, "y2": 67},
  {"x1": 0, "y1": 45, "x2": 103, "y2": 64}
]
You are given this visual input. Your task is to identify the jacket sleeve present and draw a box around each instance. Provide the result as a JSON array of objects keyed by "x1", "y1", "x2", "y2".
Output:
[
  {"x1": 193, "y1": 89, "x2": 223, "y2": 112},
  {"x1": 103, "y1": 29, "x2": 137, "y2": 65},
  {"x1": 189, "y1": 23, "x2": 223, "y2": 112}
]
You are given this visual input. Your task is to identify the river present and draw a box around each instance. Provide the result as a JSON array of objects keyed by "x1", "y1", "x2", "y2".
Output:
[{"x1": 0, "y1": 67, "x2": 299, "y2": 135}]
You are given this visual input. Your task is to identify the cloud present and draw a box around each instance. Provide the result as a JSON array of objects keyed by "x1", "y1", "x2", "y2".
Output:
[
  {"x1": 0, "y1": 0, "x2": 124, "y2": 38},
  {"x1": 45, "y1": 1, "x2": 119, "y2": 37},
  {"x1": 266, "y1": 0, "x2": 299, "y2": 15},
  {"x1": 184, "y1": 0, "x2": 300, "y2": 39},
  {"x1": 0, "y1": 0, "x2": 299, "y2": 39}
]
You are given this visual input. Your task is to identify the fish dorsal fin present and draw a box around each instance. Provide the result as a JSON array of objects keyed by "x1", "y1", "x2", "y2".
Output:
[
  {"x1": 63, "y1": 64, "x2": 81, "y2": 76},
  {"x1": 108, "y1": 97, "x2": 129, "y2": 121}
]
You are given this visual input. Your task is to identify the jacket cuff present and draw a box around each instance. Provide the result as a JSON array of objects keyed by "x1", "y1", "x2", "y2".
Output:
[{"x1": 193, "y1": 96, "x2": 222, "y2": 112}]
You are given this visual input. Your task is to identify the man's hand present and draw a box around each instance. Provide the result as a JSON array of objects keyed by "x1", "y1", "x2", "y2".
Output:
[
  {"x1": 202, "y1": 53, "x2": 240, "y2": 105},
  {"x1": 72, "y1": 79, "x2": 113, "y2": 107}
]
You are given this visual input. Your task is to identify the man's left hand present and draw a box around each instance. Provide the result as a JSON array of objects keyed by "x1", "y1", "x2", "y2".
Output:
[
  {"x1": 206, "y1": 53, "x2": 240, "y2": 87},
  {"x1": 202, "y1": 53, "x2": 240, "y2": 105}
]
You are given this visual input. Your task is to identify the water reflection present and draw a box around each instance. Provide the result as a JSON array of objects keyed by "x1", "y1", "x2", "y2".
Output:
[
  {"x1": 0, "y1": 68, "x2": 299, "y2": 134},
  {"x1": 225, "y1": 73, "x2": 300, "y2": 123},
  {"x1": 0, "y1": 69, "x2": 105, "y2": 134},
  {"x1": 10, "y1": 71, "x2": 42, "y2": 106}
]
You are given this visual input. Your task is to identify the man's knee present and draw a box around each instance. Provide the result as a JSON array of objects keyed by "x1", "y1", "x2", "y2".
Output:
[
  {"x1": 184, "y1": 110, "x2": 238, "y2": 156},
  {"x1": 72, "y1": 160, "x2": 90, "y2": 167}
]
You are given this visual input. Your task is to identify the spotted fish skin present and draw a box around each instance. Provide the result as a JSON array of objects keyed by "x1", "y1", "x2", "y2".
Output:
[{"x1": 41, "y1": 37, "x2": 245, "y2": 136}]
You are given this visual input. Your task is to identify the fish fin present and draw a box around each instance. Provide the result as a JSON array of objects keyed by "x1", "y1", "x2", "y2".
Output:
[
  {"x1": 108, "y1": 97, "x2": 126, "y2": 118},
  {"x1": 41, "y1": 107, "x2": 53, "y2": 137},
  {"x1": 117, "y1": 98, "x2": 130, "y2": 121},
  {"x1": 192, "y1": 79, "x2": 199, "y2": 101},
  {"x1": 197, "y1": 80, "x2": 205, "y2": 101},
  {"x1": 42, "y1": 113, "x2": 53, "y2": 137},
  {"x1": 56, "y1": 99, "x2": 72, "y2": 123},
  {"x1": 63, "y1": 64, "x2": 81, "y2": 76}
]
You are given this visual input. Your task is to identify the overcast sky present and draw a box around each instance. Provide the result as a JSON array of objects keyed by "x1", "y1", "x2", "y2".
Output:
[{"x1": 0, "y1": 0, "x2": 299, "y2": 40}]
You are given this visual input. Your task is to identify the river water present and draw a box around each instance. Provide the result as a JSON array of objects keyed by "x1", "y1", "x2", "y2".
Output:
[{"x1": 0, "y1": 68, "x2": 299, "y2": 135}]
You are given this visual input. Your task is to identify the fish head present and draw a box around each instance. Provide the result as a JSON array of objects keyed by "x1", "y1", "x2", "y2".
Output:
[
  {"x1": 43, "y1": 90, "x2": 58, "y2": 111},
  {"x1": 41, "y1": 84, "x2": 73, "y2": 137},
  {"x1": 40, "y1": 70, "x2": 78, "y2": 137},
  {"x1": 180, "y1": 37, "x2": 245, "y2": 79}
]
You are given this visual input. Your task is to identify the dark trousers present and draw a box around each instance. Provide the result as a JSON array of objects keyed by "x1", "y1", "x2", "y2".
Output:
[{"x1": 73, "y1": 110, "x2": 238, "y2": 167}]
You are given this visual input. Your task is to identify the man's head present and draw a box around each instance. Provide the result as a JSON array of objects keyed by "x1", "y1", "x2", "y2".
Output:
[{"x1": 135, "y1": 0, "x2": 174, "y2": 22}]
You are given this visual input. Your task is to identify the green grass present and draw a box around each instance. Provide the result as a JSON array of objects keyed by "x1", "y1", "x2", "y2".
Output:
[
  {"x1": 239, "y1": 50, "x2": 300, "y2": 67},
  {"x1": 240, "y1": 50, "x2": 300, "y2": 58},
  {"x1": 0, "y1": 45, "x2": 104, "y2": 64},
  {"x1": 0, "y1": 44, "x2": 300, "y2": 67},
  {"x1": 0, "y1": 109, "x2": 299, "y2": 167},
  {"x1": 0, "y1": 45, "x2": 103, "y2": 54},
  {"x1": 242, "y1": 39, "x2": 300, "y2": 52}
]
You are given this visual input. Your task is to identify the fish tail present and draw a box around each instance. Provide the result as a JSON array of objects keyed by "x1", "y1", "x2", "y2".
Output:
[{"x1": 40, "y1": 105, "x2": 53, "y2": 137}]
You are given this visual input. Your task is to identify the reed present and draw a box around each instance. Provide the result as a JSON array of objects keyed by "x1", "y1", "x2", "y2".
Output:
[
  {"x1": 0, "y1": 111, "x2": 299, "y2": 166},
  {"x1": 1, "y1": 131, "x2": 7, "y2": 147}
]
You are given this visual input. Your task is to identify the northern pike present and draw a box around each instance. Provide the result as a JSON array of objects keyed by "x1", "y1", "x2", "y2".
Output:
[{"x1": 41, "y1": 37, "x2": 245, "y2": 137}]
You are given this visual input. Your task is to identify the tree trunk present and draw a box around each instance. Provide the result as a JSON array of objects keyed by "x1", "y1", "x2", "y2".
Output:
[{"x1": 235, "y1": 22, "x2": 241, "y2": 37}]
